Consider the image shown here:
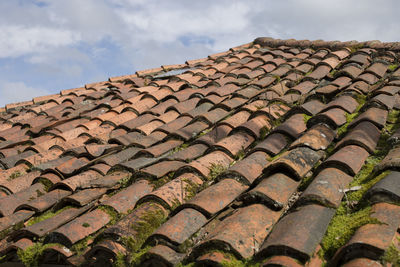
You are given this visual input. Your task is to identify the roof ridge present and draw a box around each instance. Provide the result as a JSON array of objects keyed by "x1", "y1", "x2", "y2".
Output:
[{"x1": 254, "y1": 36, "x2": 400, "y2": 51}]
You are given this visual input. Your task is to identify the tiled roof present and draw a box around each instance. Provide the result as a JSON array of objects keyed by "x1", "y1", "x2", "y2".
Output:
[{"x1": 1, "y1": 37, "x2": 400, "y2": 266}]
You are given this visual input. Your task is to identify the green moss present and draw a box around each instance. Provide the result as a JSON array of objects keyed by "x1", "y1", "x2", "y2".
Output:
[
  {"x1": 170, "y1": 197, "x2": 181, "y2": 210},
  {"x1": 151, "y1": 171, "x2": 175, "y2": 189},
  {"x1": 183, "y1": 178, "x2": 200, "y2": 200},
  {"x1": 170, "y1": 143, "x2": 189, "y2": 154},
  {"x1": 355, "y1": 93, "x2": 367, "y2": 107},
  {"x1": 321, "y1": 206, "x2": 379, "y2": 259},
  {"x1": 259, "y1": 126, "x2": 269, "y2": 140},
  {"x1": 304, "y1": 70, "x2": 313, "y2": 76},
  {"x1": 198, "y1": 128, "x2": 212, "y2": 137},
  {"x1": 17, "y1": 242, "x2": 58, "y2": 267},
  {"x1": 349, "y1": 43, "x2": 364, "y2": 53},
  {"x1": 382, "y1": 243, "x2": 400, "y2": 266},
  {"x1": 388, "y1": 64, "x2": 399, "y2": 72},
  {"x1": 26, "y1": 206, "x2": 73, "y2": 226},
  {"x1": 71, "y1": 239, "x2": 88, "y2": 255},
  {"x1": 336, "y1": 112, "x2": 359, "y2": 139},
  {"x1": 37, "y1": 177, "x2": 53, "y2": 192},
  {"x1": 98, "y1": 205, "x2": 120, "y2": 225},
  {"x1": 236, "y1": 148, "x2": 245, "y2": 161},
  {"x1": 82, "y1": 222, "x2": 90, "y2": 228},
  {"x1": 387, "y1": 109, "x2": 400, "y2": 125},
  {"x1": 329, "y1": 69, "x2": 337, "y2": 77},
  {"x1": 8, "y1": 170, "x2": 23, "y2": 181},
  {"x1": 320, "y1": 153, "x2": 389, "y2": 259},
  {"x1": 113, "y1": 252, "x2": 127, "y2": 267},
  {"x1": 176, "y1": 263, "x2": 196, "y2": 267},
  {"x1": 207, "y1": 163, "x2": 227, "y2": 181},
  {"x1": 117, "y1": 173, "x2": 133, "y2": 189},
  {"x1": 266, "y1": 149, "x2": 286, "y2": 162},
  {"x1": 122, "y1": 206, "x2": 166, "y2": 256},
  {"x1": 273, "y1": 75, "x2": 281, "y2": 83},
  {"x1": 129, "y1": 246, "x2": 151, "y2": 266},
  {"x1": 303, "y1": 114, "x2": 312, "y2": 124}
]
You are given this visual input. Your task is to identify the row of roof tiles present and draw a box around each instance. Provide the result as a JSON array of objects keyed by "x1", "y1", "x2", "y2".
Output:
[{"x1": 0, "y1": 37, "x2": 400, "y2": 266}]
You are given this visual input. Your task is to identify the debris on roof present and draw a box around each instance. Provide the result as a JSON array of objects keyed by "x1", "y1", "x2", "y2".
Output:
[{"x1": 1, "y1": 37, "x2": 400, "y2": 266}]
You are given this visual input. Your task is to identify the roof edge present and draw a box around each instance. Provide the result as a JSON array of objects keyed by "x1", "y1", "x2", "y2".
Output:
[{"x1": 253, "y1": 37, "x2": 400, "y2": 51}]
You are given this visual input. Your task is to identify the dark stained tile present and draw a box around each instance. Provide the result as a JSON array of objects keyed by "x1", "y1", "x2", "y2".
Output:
[
  {"x1": 322, "y1": 95, "x2": 359, "y2": 114},
  {"x1": 167, "y1": 144, "x2": 208, "y2": 162},
  {"x1": 320, "y1": 145, "x2": 369, "y2": 176},
  {"x1": 223, "y1": 151, "x2": 269, "y2": 184},
  {"x1": 62, "y1": 188, "x2": 107, "y2": 207},
  {"x1": 239, "y1": 172, "x2": 298, "y2": 210},
  {"x1": 101, "y1": 180, "x2": 153, "y2": 213},
  {"x1": 149, "y1": 208, "x2": 208, "y2": 247},
  {"x1": 179, "y1": 178, "x2": 248, "y2": 217},
  {"x1": 348, "y1": 107, "x2": 388, "y2": 129},
  {"x1": 143, "y1": 245, "x2": 185, "y2": 267},
  {"x1": 262, "y1": 255, "x2": 303, "y2": 267},
  {"x1": 0, "y1": 183, "x2": 45, "y2": 216},
  {"x1": 252, "y1": 133, "x2": 288, "y2": 156},
  {"x1": 213, "y1": 132, "x2": 255, "y2": 157},
  {"x1": 44, "y1": 208, "x2": 111, "y2": 247},
  {"x1": 272, "y1": 114, "x2": 307, "y2": 139},
  {"x1": 192, "y1": 204, "x2": 281, "y2": 259},
  {"x1": 258, "y1": 204, "x2": 335, "y2": 263},
  {"x1": 365, "y1": 171, "x2": 400, "y2": 204},
  {"x1": 307, "y1": 108, "x2": 347, "y2": 129},
  {"x1": 290, "y1": 123, "x2": 335, "y2": 151},
  {"x1": 335, "y1": 121, "x2": 381, "y2": 153},
  {"x1": 263, "y1": 147, "x2": 323, "y2": 180},
  {"x1": 333, "y1": 203, "x2": 400, "y2": 265},
  {"x1": 298, "y1": 168, "x2": 353, "y2": 208}
]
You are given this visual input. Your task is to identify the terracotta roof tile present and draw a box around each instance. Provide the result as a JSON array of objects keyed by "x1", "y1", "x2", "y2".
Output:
[{"x1": 3, "y1": 37, "x2": 400, "y2": 266}]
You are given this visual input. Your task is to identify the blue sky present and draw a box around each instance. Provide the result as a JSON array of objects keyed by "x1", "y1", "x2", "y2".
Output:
[{"x1": 1, "y1": 0, "x2": 400, "y2": 106}]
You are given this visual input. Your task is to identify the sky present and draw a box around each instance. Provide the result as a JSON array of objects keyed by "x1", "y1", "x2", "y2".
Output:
[{"x1": 0, "y1": 0, "x2": 400, "y2": 106}]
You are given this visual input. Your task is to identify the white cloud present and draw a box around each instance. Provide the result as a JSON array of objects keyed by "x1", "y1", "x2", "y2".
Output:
[
  {"x1": 1, "y1": 0, "x2": 400, "y2": 106},
  {"x1": 0, "y1": 25, "x2": 81, "y2": 58},
  {"x1": 0, "y1": 81, "x2": 51, "y2": 106}
]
